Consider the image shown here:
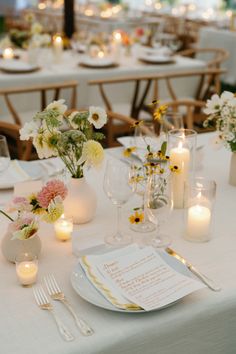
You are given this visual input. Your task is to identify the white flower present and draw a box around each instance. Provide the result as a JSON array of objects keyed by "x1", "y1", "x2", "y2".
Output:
[
  {"x1": 46, "y1": 99, "x2": 67, "y2": 116},
  {"x1": 222, "y1": 131, "x2": 235, "y2": 142},
  {"x1": 42, "y1": 196, "x2": 64, "y2": 223},
  {"x1": 221, "y1": 91, "x2": 234, "y2": 102},
  {"x1": 78, "y1": 140, "x2": 104, "y2": 168},
  {"x1": 88, "y1": 106, "x2": 107, "y2": 129},
  {"x1": 20, "y1": 121, "x2": 39, "y2": 141},
  {"x1": 33, "y1": 132, "x2": 57, "y2": 159},
  {"x1": 204, "y1": 94, "x2": 222, "y2": 115}
]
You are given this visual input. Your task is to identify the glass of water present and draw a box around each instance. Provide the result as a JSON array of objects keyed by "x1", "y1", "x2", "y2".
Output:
[{"x1": 0, "y1": 135, "x2": 10, "y2": 174}]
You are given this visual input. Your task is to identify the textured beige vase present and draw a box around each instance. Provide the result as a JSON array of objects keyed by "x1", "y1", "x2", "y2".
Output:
[
  {"x1": 1, "y1": 225, "x2": 42, "y2": 263},
  {"x1": 64, "y1": 177, "x2": 97, "y2": 224},
  {"x1": 229, "y1": 153, "x2": 236, "y2": 186}
]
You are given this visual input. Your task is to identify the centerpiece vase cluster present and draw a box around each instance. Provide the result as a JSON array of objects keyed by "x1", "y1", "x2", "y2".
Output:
[{"x1": 20, "y1": 100, "x2": 107, "y2": 224}]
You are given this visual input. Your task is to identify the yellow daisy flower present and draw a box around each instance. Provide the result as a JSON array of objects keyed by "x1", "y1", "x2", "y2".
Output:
[
  {"x1": 170, "y1": 165, "x2": 181, "y2": 173},
  {"x1": 129, "y1": 211, "x2": 144, "y2": 224},
  {"x1": 123, "y1": 146, "x2": 137, "y2": 158},
  {"x1": 130, "y1": 120, "x2": 144, "y2": 128}
]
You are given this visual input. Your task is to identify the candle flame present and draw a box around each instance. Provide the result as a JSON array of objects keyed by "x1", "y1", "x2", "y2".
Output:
[
  {"x1": 197, "y1": 191, "x2": 202, "y2": 199},
  {"x1": 178, "y1": 141, "x2": 183, "y2": 149},
  {"x1": 98, "y1": 51, "x2": 105, "y2": 58}
]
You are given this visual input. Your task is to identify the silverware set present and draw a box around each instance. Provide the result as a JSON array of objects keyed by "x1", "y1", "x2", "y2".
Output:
[{"x1": 33, "y1": 274, "x2": 94, "y2": 341}]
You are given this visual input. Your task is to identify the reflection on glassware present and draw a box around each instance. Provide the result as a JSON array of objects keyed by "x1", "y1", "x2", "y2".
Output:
[
  {"x1": 0, "y1": 135, "x2": 10, "y2": 174},
  {"x1": 129, "y1": 163, "x2": 156, "y2": 233},
  {"x1": 159, "y1": 111, "x2": 184, "y2": 136},
  {"x1": 145, "y1": 173, "x2": 173, "y2": 248},
  {"x1": 134, "y1": 121, "x2": 158, "y2": 161},
  {"x1": 103, "y1": 159, "x2": 133, "y2": 246}
]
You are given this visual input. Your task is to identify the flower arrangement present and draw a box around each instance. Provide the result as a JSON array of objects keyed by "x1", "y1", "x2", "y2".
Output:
[
  {"x1": 0, "y1": 13, "x2": 51, "y2": 49},
  {"x1": 0, "y1": 179, "x2": 67, "y2": 240},
  {"x1": 20, "y1": 100, "x2": 107, "y2": 179},
  {"x1": 125, "y1": 102, "x2": 180, "y2": 225},
  {"x1": 203, "y1": 91, "x2": 236, "y2": 152}
]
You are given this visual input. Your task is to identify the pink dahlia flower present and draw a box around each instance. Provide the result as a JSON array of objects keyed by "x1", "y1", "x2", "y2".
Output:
[{"x1": 37, "y1": 179, "x2": 68, "y2": 209}]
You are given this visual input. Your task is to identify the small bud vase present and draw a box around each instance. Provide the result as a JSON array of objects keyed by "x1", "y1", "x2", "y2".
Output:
[
  {"x1": 1, "y1": 224, "x2": 42, "y2": 263},
  {"x1": 64, "y1": 177, "x2": 97, "y2": 224},
  {"x1": 229, "y1": 152, "x2": 236, "y2": 186}
]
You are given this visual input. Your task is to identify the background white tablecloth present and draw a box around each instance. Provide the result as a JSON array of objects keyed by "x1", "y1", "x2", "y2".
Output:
[
  {"x1": 0, "y1": 132, "x2": 235, "y2": 354},
  {"x1": 0, "y1": 50, "x2": 206, "y2": 123}
]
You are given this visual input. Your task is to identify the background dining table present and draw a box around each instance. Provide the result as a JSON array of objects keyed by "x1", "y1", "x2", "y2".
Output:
[
  {"x1": 0, "y1": 132, "x2": 235, "y2": 354},
  {"x1": 0, "y1": 49, "x2": 206, "y2": 123}
]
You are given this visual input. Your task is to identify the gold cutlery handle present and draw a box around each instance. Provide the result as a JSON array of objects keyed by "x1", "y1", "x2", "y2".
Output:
[
  {"x1": 189, "y1": 266, "x2": 221, "y2": 292},
  {"x1": 50, "y1": 310, "x2": 74, "y2": 341}
]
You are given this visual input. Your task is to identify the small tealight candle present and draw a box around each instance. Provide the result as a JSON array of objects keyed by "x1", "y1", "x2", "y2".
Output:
[
  {"x1": 186, "y1": 204, "x2": 211, "y2": 241},
  {"x1": 3, "y1": 47, "x2": 14, "y2": 60},
  {"x1": 53, "y1": 35, "x2": 63, "y2": 63},
  {"x1": 54, "y1": 214, "x2": 73, "y2": 241},
  {"x1": 15, "y1": 253, "x2": 38, "y2": 286},
  {"x1": 97, "y1": 50, "x2": 105, "y2": 59}
]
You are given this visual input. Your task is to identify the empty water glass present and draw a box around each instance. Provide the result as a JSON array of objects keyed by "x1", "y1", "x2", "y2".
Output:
[{"x1": 0, "y1": 135, "x2": 10, "y2": 174}]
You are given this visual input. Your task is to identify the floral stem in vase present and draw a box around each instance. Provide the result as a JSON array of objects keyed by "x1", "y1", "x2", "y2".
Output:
[{"x1": 0, "y1": 210, "x2": 14, "y2": 222}]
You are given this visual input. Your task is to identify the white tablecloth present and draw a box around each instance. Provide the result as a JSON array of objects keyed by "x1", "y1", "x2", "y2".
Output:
[
  {"x1": 0, "y1": 50, "x2": 206, "y2": 123},
  {"x1": 198, "y1": 27, "x2": 236, "y2": 85},
  {"x1": 0, "y1": 132, "x2": 235, "y2": 354}
]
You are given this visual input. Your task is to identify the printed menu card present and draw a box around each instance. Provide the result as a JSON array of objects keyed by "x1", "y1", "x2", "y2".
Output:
[{"x1": 80, "y1": 245, "x2": 205, "y2": 311}]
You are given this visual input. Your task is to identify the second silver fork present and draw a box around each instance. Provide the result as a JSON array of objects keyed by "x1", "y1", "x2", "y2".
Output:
[{"x1": 44, "y1": 274, "x2": 94, "y2": 336}]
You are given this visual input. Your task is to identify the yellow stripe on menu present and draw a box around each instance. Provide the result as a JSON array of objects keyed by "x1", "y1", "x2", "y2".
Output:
[{"x1": 82, "y1": 256, "x2": 142, "y2": 311}]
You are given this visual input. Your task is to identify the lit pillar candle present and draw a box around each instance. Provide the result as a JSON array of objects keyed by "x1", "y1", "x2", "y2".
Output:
[
  {"x1": 186, "y1": 204, "x2": 211, "y2": 242},
  {"x1": 113, "y1": 31, "x2": 122, "y2": 62},
  {"x1": 16, "y1": 261, "x2": 38, "y2": 286},
  {"x1": 54, "y1": 215, "x2": 73, "y2": 241},
  {"x1": 3, "y1": 47, "x2": 14, "y2": 60},
  {"x1": 170, "y1": 141, "x2": 190, "y2": 208},
  {"x1": 53, "y1": 35, "x2": 63, "y2": 63}
]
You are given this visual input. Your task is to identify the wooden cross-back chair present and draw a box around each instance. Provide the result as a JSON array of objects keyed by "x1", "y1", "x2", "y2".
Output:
[
  {"x1": 178, "y1": 48, "x2": 229, "y2": 69},
  {"x1": 0, "y1": 80, "x2": 78, "y2": 160},
  {"x1": 89, "y1": 68, "x2": 225, "y2": 145}
]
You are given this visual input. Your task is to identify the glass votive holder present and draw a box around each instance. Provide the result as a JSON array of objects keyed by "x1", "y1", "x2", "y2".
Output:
[
  {"x1": 184, "y1": 177, "x2": 217, "y2": 242},
  {"x1": 168, "y1": 129, "x2": 197, "y2": 209},
  {"x1": 15, "y1": 252, "x2": 38, "y2": 286},
  {"x1": 54, "y1": 214, "x2": 73, "y2": 241}
]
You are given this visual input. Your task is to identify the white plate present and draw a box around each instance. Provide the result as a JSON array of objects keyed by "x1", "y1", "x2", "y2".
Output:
[
  {"x1": 79, "y1": 57, "x2": 117, "y2": 68},
  {"x1": 0, "y1": 60, "x2": 40, "y2": 73},
  {"x1": 138, "y1": 55, "x2": 175, "y2": 64},
  {"x1": 71, "y1": 250, "x2": 194, "y2": 313}
]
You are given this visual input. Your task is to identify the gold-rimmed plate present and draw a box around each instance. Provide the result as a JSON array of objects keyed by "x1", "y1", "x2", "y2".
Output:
[
  {"x1": 138, "y1": 55, "x2": 175, "y2": 65},
  {"x1": 0, "y1": 60, "x2": 40, "y2": 74},
  {"x1": 79, "y1": 57, "x2": 119, "y2": 69}
]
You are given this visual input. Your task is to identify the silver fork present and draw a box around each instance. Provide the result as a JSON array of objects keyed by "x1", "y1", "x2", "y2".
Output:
[
  {"x1": 44, "y1": 274, "x2": 94, "y2": 336},
  {"x1": 33, "y1": 285, "x2": 74, "y2": 342}
]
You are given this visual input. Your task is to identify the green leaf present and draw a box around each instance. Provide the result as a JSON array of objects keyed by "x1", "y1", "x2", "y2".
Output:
[
  {"x1": 229, "y1": 141, "x2": 236, "y2": 152},
  {"x1": 161, "y1": 141, "x2": 167, "y2": 156}
]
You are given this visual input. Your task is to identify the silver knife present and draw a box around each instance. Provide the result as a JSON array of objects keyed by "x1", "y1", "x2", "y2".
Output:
[{"x1": 165, "y1": 247, "x2": 221, "y2": 292}]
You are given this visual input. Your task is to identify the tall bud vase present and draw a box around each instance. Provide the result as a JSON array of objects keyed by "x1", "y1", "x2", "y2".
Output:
[
  {"x1": 64, "y1": 178, "x2": 97, "y2": 224},
  {"x1": 229, "y1": 152, "x2": 236, "y2": 186}
]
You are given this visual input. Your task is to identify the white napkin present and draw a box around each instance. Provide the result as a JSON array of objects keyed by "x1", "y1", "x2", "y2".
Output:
[{"x1": 0, "y1": 160, "x2": 31, "y2": 189}]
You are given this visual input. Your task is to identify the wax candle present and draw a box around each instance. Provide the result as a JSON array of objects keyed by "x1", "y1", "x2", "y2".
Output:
[
  {"x1": 170, "y1": 141, "x2": 190, "y2": 209},
  {"x1": 3, "y1": 47, "x2": 14, "y2": 60},
  {"x1": 186, "y1": 204, "x2": 211, "y2": 242},
  {"x1": 53, "y1": 35, "x2": 63, "y2": 63},
  {"x1": 16, "y1": 261, "x2": 38, "y2": 286},
  {"x1": 113, "y1": 31, "x2": 122, "y2": 62},
  {"x1": 54, "y1": 215, "x2": 73, "y2": 241},
  {"x1": 97, "y1": 50, "x2": 105, "y2": 59}
]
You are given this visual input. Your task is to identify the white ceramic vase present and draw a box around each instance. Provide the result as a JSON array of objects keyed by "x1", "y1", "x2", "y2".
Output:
[
  {"x1": 1, "y1": 225, "x2": 42, "y2": 263},
  {"x1": 229, "y1": 152, "x2": 236, "y2": 186},
  {"x1": 64, "y1": 177, "x2": 97, "y2": 224}
]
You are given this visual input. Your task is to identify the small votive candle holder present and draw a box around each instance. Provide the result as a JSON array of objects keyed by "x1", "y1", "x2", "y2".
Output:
[
  {"x1": 15, "y1": 252, "x2": 38, "y2": 286},
  {"x1": 54, "y1": 214, "x2": 73, "y2": 241},
  {"x1": 184, "y1": 177, "x2": 216, "y2": 242},
  {"x1": 168, "y1": 129, "x2": 197, "y2": 209}
]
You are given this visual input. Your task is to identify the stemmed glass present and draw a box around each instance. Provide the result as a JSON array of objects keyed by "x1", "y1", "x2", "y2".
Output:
[
  {"x1": 103, "y1": 159, "x2": 133, "y2": 246},
  {"x1": 145, "y1": 172, "x2": 173, "y2": 248},
  {"x1": 0, "y1": 135, "x2": 10, "y2": 174},
  {"x1": 134, "y1": 121, "x2": 158, "y2": 161},
  {"x1": 159, "y1": 111, "x2": 184, "y2": 136}
]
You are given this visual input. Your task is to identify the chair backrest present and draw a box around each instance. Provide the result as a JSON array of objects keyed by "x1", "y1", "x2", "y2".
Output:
[
  {"x1": 89, "y1": 68, "x2": 226, "y2": 120},
  {"x1": 0, "y1": 80, "x2": 78, "y2": 126},
  {"x1": 178, "y1": 48, "x2": 229, "y2": 69},
  {"x1": 160, "y1": 99, "x2": 207, "y2": 131}
]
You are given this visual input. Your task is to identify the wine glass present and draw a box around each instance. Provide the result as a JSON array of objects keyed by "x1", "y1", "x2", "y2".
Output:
[
  {"x1": 103, "y1": 159, "x2": 133, "y2": 246},
  {"x1": 0, "y1": 135, "x2": 10, "y2": 174},
  {"x1": 145, "y1": 173, "x2": 173, "y2": 248},
  {"x1": 159, "y1": 111, "x2": 184, "y2": 141}
]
